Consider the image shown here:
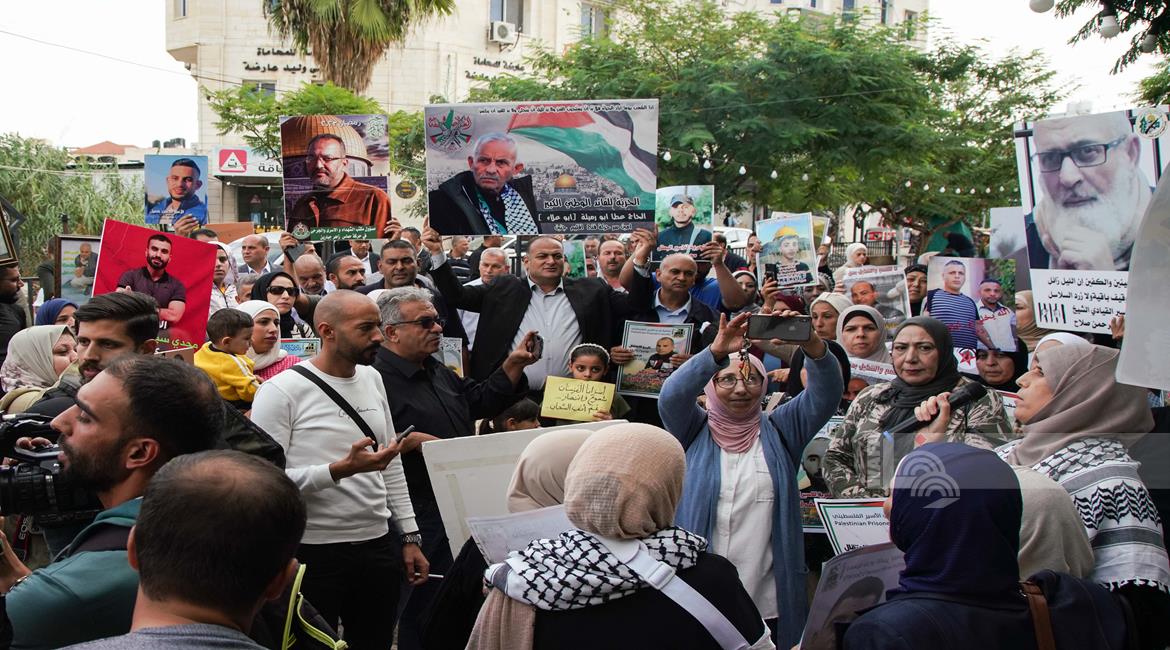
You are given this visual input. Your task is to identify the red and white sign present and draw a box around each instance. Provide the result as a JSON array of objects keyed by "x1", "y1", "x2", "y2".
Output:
[{"x1": 218, "y1": 148, "x2": 247, "y2": 173}]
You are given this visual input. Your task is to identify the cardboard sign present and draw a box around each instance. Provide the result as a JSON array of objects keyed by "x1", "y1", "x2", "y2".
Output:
[
  {"x1": 1117, "y1": 172, "x2": 1170, "y2": 390},
  {"x1": 616, "y1": 321, "x2": 693, "y2": 398},
  {"x1": 540, "y1": 376, "x2": 615, "y2": 421},
  {"x1": 814, "y1": 498, "x2": 890, "y2": 555}
]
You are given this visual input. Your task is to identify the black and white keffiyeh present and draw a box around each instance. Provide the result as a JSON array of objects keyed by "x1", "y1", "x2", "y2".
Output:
[
  {"x1": 477, "y1": 183, "x2": 538, "y2": 235},
  {"x1": 486, "y1": 527, "x2": 707, "y2": 611}
]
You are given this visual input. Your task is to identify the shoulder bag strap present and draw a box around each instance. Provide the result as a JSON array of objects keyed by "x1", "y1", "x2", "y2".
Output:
[
  {"x1": 1021, "y1": 581, "x2": 1057, "y2": 650},
  {"x1": 290, "y1": 365, "x2": 379, "y2": 450}
]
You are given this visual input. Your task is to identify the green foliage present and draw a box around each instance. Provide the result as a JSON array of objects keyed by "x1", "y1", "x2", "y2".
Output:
[
  {"x1": 0, "y1": 133, "x2": 142, "y2": 272},
  {"x1": 1135, "y1": 57, "x2": 1170, "y2": 105}
]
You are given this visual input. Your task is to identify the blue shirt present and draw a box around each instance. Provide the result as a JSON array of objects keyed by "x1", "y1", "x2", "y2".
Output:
[
  {"x1": 653, "y1": 291, "x2": 691, "y2": 324},
  {"x1": 146, "y1": 194, "x2": 207, "y2": 226},
  {"x1": 927, "y1": 289, "x2": 980, "y2": 349}
]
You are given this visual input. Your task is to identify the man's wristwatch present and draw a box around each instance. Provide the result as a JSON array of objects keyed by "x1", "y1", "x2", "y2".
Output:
[{"x1": 401, "y1": 532, "x2": 423, "y2": 546}]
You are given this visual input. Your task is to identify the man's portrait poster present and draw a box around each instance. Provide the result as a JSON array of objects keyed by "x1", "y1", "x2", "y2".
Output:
[
  {"x1": 616, "y1": 321, "x2": 693, "y2": 399},
  {"x1": 756, "y1": 212, "x2": 817, "y2": 288},
  {"x1": 1013, "y1": 106, "x2": 1170, "y2": 332},
  {"x1": 424, "y1": 99, "x2": 659, "y2": 236},
  {"x1": 925, "y1": 256, "x2": 1018, "y2": 352},
  {"x1": 280, "y1": 113, "x2": 392, "y2": 241},
  {"x1": 55, "y1": 235, "x2": 101, "y2": 306},
  {"x1": 842, "y1": 266, "x2": 911, "y2": 338},
  {"x1": 653, "y1": 184, "x2": 713, "y2": 260},
  {"x1": 144, "y1": 154, "x2": 209, "y2": 227},
  {"x1": 92, "y1": 219, "x2": 216, "y2": 349}
]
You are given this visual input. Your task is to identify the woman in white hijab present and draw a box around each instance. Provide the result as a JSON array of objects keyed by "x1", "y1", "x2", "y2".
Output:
[
  {"x1": 236, "y1": 300, "x2": 302, "y2": 381},
  {"x1": 833, "y1": 243, "x2": 868, "y2": 285},
  {"x1": 0, "y1": 325, "x2": 78, "y2": 412}
]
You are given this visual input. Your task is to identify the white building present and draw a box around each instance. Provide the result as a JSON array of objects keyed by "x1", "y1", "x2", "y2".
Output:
[{"x1": 165, "y1": 0, "x2": 927, "y2": 227}]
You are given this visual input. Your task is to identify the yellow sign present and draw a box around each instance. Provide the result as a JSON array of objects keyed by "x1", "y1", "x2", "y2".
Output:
[{"x1": 540, "y1": 376, "x2": 615, "y2": 422}]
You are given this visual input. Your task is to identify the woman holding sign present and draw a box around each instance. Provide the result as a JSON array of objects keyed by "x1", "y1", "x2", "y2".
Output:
[{"x1": 658, "y1": 310, "x2": 843, "y2": 647}]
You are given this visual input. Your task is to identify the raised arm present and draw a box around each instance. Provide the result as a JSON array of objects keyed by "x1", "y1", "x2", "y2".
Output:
[
  {"x1": 422, "y1": 226, "x2": 490, "y2": 312},
  {"x1": 698, "y1": 241, "x2": 748, "y2": 310}
]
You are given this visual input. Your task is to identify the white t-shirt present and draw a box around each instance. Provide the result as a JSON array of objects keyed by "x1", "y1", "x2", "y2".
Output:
[{"x1": 251, "y1": 360, "x2": 417, "y2": 544}]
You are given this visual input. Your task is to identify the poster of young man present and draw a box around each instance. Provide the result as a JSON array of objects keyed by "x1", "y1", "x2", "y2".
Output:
[
  {"x1": 800, "y1": 544, "x2": 904, "y2": 650},
  {"x1": 424, "y1": 99, "x2": 659, "y2": 236},
  {"x1": 1013, "y1": 106, "x2": 1170, "y2": 332},
  {"x1": 924, "y1": 256, "x2": 1017, "y2": 352},
  {"x1": 616, "y1": 321, "x2": 693, "y2": 398},
  {"x1": 143, "y1": 155, "x2": 209, "y2": 227},
  {"x1": 653, "y1": 185, "x2": 713, "y2": 260},
  {"x1": 280, "y1": 113, "x2": 391, "y2": 241},
  {"x1": 756, "y1": 212, "x2": 817, "y2": 288},
  {"x1": 92, "y1": 220, "x2": 216, "y2": 349},
  {"x1": 842, "y1": 266, "x2": 910, "y2": 337}
]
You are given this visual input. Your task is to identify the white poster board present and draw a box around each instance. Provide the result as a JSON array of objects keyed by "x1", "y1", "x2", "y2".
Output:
[
  {"x1": 1117, "y1": 172, "x2": 1170, "y2": 390},
  {"x1": 814, "y1": 498, "x2": 890, "y2": 555},
  {"x1": 422, "y1": 420, "x2": 625, "y2": 558},
  {"x1": 466, "y1": 505, "x2": 575, "y2": 564},
  {"x1": 800, "y1": 543, "x2": 905, "y2": 650}
]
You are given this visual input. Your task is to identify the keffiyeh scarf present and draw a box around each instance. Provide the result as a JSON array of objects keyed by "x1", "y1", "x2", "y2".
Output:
[
  {"x1": 486, "y1": 527, "x2": 707, "y2": 611},
  {"x1": 478, "y1": 184, "x2": 538, "y2": 235}
]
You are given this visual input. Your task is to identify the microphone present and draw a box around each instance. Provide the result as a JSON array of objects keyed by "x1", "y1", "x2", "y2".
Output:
[{"x1": 883, "y1": 382, "x2": 989, "y2": 436}]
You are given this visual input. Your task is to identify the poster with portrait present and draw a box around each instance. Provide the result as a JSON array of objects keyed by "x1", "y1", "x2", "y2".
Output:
[
  {"x1": 423, "y1": 99, "x2": 659, "y2": 236},
  {"x1": 143, "y1": 154, "x2": 210, "y2": 228},
  {"x1": 55, "y1": 235, "x2": 101, "y2": 306},
  {"x1": 92, "y1": 220, "x2": 217, "y2": 349},
  {"x1": 616, "y1": 321, "x2": 693, "y2": 398},
  {"x1": 562, "y1": 239, "x2": 588, "y2": 279},
  {"x1": 989, "y1": 206, "x2": 1031, "y2": 291},
  {"x1": 432, "y1": 336, "x2": 464, "y2": 378},
  {"x1": 653, "y1": 184, "x2": 714, "y2": 260},
  {"x1": 925, "y1": 256, "x2": 1017, "y2": 352},
  {"x1": 800, "y1": 543, "x2": 905, "y2": 650},
  {"x1": 842, "y1": 266, "x2": 910, "y2": 337},
  {"x1": 280, "y1": 113, "x2": 391, "y2": 241},
  {"x1": 1117, "y1": 172, "x2": 1170, "y2": 390},
  {"x1": 1013, "y1": 106, "x2": 1170, "y2": 333},
  {"x1": 813, "y1": 216, "x2": 831, "y2": 247},
  {"x1": 756, "y1": 212, "x2": 817, "y2": 288}
]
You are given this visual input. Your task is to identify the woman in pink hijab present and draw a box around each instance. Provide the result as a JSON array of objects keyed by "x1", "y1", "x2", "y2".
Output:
[{"x1": 658, "y1": 309, "x2": 844, "y2": 648}]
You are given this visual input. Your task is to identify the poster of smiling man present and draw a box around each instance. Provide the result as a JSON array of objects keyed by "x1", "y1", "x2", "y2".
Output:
[
  {"x1": 144, "y1": 154, "x2": 209, "y2": 227},
  {"x1": 280, "y1": 114, "x2": 392, "y2": 240},
  {"x1": 653, "y1": 185, "x2": 713, "y2": 260},
  {"x1": 424, "y1": 99, "x2": 659, "y2": 236},
  {"x1": 1013, "y1": 106, "x2": 1170, "y2": 332}
]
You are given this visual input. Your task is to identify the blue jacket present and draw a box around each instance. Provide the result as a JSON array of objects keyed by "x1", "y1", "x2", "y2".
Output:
[{"x1": 658, "y1": 346, "x2": 842, "y2": 648}]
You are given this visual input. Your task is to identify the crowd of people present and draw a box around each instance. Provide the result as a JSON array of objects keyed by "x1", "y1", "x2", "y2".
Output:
[{"x1": 0, "y1": 221, "x2": 1164, "y2": 650}]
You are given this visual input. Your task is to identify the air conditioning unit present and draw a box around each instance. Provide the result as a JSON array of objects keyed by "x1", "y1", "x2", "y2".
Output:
[{"x1": 489, "y1": 21, "x2": 518, "y2": 45}]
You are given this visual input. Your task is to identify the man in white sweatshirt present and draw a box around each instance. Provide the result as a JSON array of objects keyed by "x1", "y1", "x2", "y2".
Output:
[{"x1": 251, "y1": 290, "x2": 427, "y2": 650}]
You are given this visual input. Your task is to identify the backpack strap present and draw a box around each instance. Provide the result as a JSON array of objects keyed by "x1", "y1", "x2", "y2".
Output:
[
  {"x1": 290, "y1": 365, "x2": 379, "y2": 449},
  {"x1": 1022, "y1": 580, "x2": 1056, "y2": 650},
  {"x1": 56, "y1": 523, "x2": 131, "y2": 562}
]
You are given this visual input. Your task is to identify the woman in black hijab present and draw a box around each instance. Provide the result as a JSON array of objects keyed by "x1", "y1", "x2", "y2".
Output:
[
  {"x1": 250, "y1": 271, "x2": 311, "y2": 339},
  {"x1": 969, "y1": 339, "x2": 1029, "y2": 392}
]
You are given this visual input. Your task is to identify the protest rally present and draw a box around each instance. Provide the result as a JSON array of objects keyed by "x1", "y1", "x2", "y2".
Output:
[{"x1": 2, "y1": 0, "x2": 1170, "y2": 648}]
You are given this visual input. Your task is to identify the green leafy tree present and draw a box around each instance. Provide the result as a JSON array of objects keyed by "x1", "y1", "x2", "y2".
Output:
[
  {"x1": 1042, "y1": 0, "x2": 1169, "y2": 73},
  {"x1": 0, "y1": 133, "x2": 142, "y2": 272},
  {"x1": 264, "y1": 0, "x2": 455, "y2": 92},
  {"x1": 1135, "y1": 56, "x2": 1170, "y2": 104}
]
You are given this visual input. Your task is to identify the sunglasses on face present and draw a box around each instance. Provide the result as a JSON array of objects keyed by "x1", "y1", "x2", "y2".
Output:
[
  {"x1": 390, "y1": 316, "x2": 446, "y2": 329},
  {"x1": 267, "y1": 286, "x2": 299, "y2": 297}
]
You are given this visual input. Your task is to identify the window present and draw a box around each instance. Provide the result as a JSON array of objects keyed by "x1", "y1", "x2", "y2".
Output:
[
  {"x1": 903, "y1": 10, "x2": 918, "y2": 39},
  {"x1": 579, "y1": 3, "x2": 608, "y2": 38},
  {"x1": 842, "y1": 0, "x2": 856, "y2": 22},
  {"x1": 173, "y1": 0, "x2": 187, "y2": 18},
  {"x1": 491, "y1": 0, "x2": 525, "y2": 33},
  {"x1": 880, "y1": 0, "x2": 892, "y2": 24},
  {"x1": 244, "y1": 81, "x2": 277, "y2": 97}
]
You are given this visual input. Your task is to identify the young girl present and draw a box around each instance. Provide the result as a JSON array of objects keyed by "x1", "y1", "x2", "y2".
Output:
[
  {"x1": 558, "y1": 343, "x2": 632, "y2": 424},
  {"x1": 478, "y1": 398, "x2": 541, "y2": 435}
]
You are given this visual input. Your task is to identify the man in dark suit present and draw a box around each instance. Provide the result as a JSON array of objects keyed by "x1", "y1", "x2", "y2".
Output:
[
  {"x1": 422, "y1": 230, "x2": 646, "y2": 390},
  {"x1": 428, "y1": 133, "x2": 539, "y2": 236}
]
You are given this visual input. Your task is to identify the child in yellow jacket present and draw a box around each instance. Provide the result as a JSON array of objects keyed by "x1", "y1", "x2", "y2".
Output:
[{"x1": 195, "y1": 308, "x2": 261, "y2": 408}]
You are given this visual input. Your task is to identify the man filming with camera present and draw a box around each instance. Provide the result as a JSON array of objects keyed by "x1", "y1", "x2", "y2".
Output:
[{"x1": 0, "y1": 355, "x2": 225, "y2": 649}]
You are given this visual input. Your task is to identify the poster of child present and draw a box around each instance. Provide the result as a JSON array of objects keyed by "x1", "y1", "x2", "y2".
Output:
[
  {"x1": 617, "y1": 321, "x2": 693, "y2": 398},
  {"x1": 757, "y1": 212, "x2": 817, "y2": 288}
]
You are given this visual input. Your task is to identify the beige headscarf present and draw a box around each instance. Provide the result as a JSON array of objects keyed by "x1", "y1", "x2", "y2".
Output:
[
  {"x1": 0, "y1": 325, "x2": 72, "y2": 392},
  {"x1": 507, "y1": 429, "x2": 592, "y2": 513},
  {"x1": 1013, "y1": 466, "x2": 1094, "y2": 579},
  {"x1": 1008, "y1": 345, "x2": 1152, "y2": 466},
  {"x1": 1014, "y1": 291, "x2": 1055, "y2": 351}
]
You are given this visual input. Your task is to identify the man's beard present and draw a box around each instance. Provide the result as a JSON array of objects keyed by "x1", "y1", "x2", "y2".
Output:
[
  {"x1": 148, "y1": 257, "x2": 167, "y2": 270},
  {"x1": 60, "y1": 437, "x2": 129, "y2": 493},
  {"x1": 1054, "y1": 164, "x2": 1140, "y2": 259}
]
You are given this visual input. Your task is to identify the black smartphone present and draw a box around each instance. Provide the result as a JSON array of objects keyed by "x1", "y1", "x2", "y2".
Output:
[
  {"x1": 748, "y1": 314, "x2": 812, "y2": 341},
  {"x1": 527, "y1": 334, "x2": 544, "y2": 360}
]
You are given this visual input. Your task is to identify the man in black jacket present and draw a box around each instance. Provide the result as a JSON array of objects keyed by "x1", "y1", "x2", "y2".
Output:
[
  {"x1": 428, "y1": 133, "x2": 538, "y2": 236},
  {"x1": 422, "y1": 230, "x2": 646, "y2": 391},
  {"x1": 0, "y1": 263, "x2": 26, "y2": 366}
]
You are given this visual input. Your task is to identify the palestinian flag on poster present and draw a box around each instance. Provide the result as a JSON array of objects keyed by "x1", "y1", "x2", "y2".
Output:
[{"x1": 506, "y1": 108, "x2": 657, "y2": 206}]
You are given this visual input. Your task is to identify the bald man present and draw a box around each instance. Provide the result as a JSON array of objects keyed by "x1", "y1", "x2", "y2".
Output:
[
  {"x1": 293, "y1": 254, "x2": 327, "y2": 296},
  {"x1": 1027, "y1": 111, "x2": 1151, "y2": 271}
]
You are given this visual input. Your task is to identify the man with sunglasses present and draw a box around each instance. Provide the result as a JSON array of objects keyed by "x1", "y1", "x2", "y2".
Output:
[
  {"x1": 370, "y1": 287, "x2": 536, "y2": 650},
  {"x1": 1027, "y1": 111, "x2": 1152, "y2": 271},
  {"x1": 358, "y1": 239, "x2": 468, "y2": 344}
]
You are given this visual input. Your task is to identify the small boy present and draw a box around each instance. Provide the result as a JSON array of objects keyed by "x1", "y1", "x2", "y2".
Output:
[{"x1": 195, "y1": 308, "x2": 261, "y2": 409}]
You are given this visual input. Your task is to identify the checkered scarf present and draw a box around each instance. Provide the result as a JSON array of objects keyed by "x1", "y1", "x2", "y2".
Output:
[
  {"x1": 486, "y1": 528, "x2": 707, "y2": 611},
  {"x1": 478, "y1": 184, "x2": 538, "y2": 235}
]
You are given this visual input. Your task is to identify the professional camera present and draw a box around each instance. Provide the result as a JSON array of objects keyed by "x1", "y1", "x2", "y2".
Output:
[{"x1": 0, "y1": 413, "x2": 101, "y2": 517}]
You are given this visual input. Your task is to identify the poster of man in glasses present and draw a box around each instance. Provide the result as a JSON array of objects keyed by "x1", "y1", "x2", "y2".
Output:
[{"x1": 1014, "y1": 107, "x2": 1170, "y2": 333}]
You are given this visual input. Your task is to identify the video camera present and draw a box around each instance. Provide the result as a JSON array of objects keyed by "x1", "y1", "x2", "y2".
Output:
[{"x1": 0, "y1": 413, "x2": 101, "y2": 517}]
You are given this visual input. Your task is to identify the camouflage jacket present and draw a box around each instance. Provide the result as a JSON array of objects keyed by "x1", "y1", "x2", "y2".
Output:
[{"x1": 823, "y1": 376, "x2": 1016, "y2": 497}]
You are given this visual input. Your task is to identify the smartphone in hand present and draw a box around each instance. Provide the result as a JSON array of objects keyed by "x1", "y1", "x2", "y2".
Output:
[{"x1": 747, "y1": 314, "x2": 812, "y2": 342}]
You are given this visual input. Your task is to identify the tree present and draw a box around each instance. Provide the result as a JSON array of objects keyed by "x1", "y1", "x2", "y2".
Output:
[
  {"x1": 1038, "y1": 0, "x2": 1169, "y2": 73},
  {"x1": 264, "y1": 0, "x2": 455, "y2": 92},
  {"x1": 1135, "y1": 56, "x2": 1170, "y2": 104},
  {"x1": 0, "y1": 133, "x2": 142, "y2": 272}
]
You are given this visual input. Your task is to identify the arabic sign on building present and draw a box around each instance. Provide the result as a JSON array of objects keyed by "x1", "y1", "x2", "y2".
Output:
[{"x1": 211, "y1": 146, "x2": 283, "y2": 178}]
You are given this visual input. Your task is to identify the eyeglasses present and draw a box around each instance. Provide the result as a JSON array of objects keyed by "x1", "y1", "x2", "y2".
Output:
[
  {"x1": 267, "y1": 286, "x2": 300, "y2": 297},
  {"x1": 714, "y1": 374, "x2": 764, "y2": 389},
  {"x1": 306, "y1": 155, "x2": 344, "y2": 164},
  {"x1": 390, "y1": 316, "x2": 446, "y2": 329},
  {"x1": 1033, "y1": 137, "x2": 1126, "y2": 173}
]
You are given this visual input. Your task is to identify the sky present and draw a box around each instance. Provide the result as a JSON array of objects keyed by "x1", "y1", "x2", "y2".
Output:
[{"x1": 0, "y1": 0, "x2": 1161, "y2": 149}]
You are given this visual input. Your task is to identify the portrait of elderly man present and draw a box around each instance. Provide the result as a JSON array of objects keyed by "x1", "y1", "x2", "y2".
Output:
[
  {"x1": 428, "y1": 132, "x2": 539, "y2": 236},
  {"x1": 287, "y1": 133, "x2": 391, "y2": 234},
  {"x1": 1026, "y1": 111, "x2": 1152, "y2": 272}
]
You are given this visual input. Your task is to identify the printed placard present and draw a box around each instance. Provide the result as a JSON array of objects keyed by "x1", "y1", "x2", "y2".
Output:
[
  {"x1": 653, "y1": 185, "x2": 714, "y2": 259},
  {"x1": 280, "y1": 113, "x2": 392, "y2": 240},
  {"x1": 756, "y1": 212, "x2": 817, "y2": 288},
  {"x1": 842, "y1": 265, "x2": 910, "y2": 337},
  {"x1": 814, "y1": 498, "x2": 890, "y2": 555},
  {"x1": 280, "y1": 338, "x2": 319, "y2": 358},
  {"x1": 467, "y1": 505, "x2": 575, "y2": 565},
  {"x1": 144, "y1": 154, "x2": 210, "y2": 227},
  {"x1": 424, "y1": 99, "x2": 659, "y2": 235},
  {"x1": 1013, "y1": 107, "x2": 1170, "y2": 333},
  {"x1": 540, "y1": 376, "x2": 616, "y2": 421},
  {"x1": 801, "y1": 543, "x2": 905, "y2": 650},
  {"x1": 55, "y1": 235, "x2": 100, "y2": 306},
  {"x1": 616, "y1": 321, "x2": 693, "y2": 398},
  {"x1": 92, "y1": 220, "x2": 216, "y2": 349},
  {"x1": 1117, "y1": 172, "x2": 1170, "y2": 390},
  {"x1": 925, "y1": 256, "x2": 1017, "y2": 351},
  {"x1": 432, "y1": 336, "x2": 464, "y2": 377},
  {"x1": 563, "y1": 239, "x2": 588, "y2": 279}
]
